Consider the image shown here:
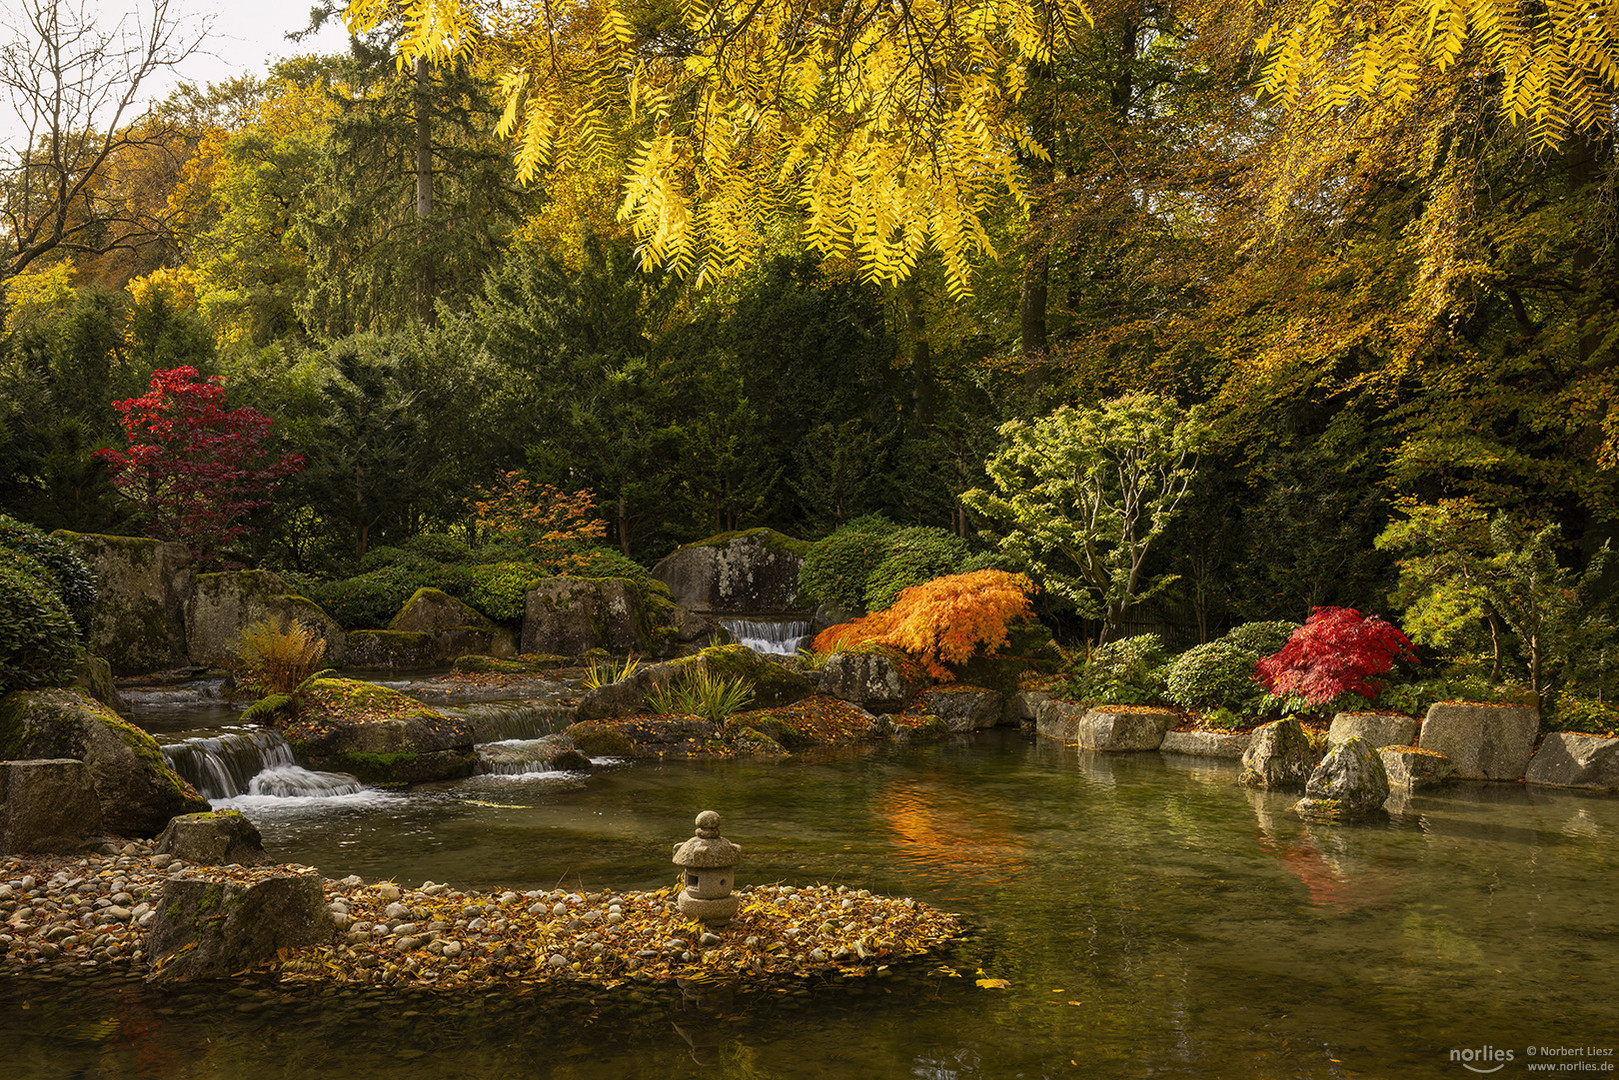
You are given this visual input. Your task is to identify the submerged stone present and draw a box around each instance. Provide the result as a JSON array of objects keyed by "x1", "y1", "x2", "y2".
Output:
[{"x1": 1239, "y1": 718, "x2": 1318, "y2": 791}]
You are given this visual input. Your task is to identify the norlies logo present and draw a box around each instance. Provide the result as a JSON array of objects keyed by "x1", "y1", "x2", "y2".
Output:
[{"x1": 1452, "y1": 1047, "x2": 1517, "y2": 1074}]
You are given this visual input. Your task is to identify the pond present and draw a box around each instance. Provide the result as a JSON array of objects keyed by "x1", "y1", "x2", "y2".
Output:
[{"x1": 4, "y1": 696, "x2": 1616, "y2": 1079}]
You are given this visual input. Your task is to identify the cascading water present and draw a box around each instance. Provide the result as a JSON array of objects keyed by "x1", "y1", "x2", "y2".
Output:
[
  {"x1": 161, "y1": 730, "x2": 365, "y2": 801},
  {"x1": 443, "y1": 701, "x2": 575, "y2": 743},
  {"x1": 719, "y1": 618, "x2": 813, "y2": 656}
]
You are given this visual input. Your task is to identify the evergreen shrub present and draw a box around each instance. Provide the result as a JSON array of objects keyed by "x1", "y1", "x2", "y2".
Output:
[
  {"x1": 0, "y1": 515, "x2": 98, "y2": 640},
  {"x1": 1164, "y1": 640, "x2": 1264, "y2": 710},
  {"x1": 799, "y1": 515, "x2": 897, "y2": 612},
  {"x1": 863, "y1": 526, "x2": 972, "y2": 612},
  {"x1": 1070, "y1": 633, "x2": 1169, "y2": 705},
  {"x1": 0, "y1": 554, "x2": 84, "y2": 694}
]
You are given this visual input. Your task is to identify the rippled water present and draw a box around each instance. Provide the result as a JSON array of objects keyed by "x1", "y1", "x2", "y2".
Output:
[{"x1": 5, "y1": 723, "x2": 1617, "y2": 1079}]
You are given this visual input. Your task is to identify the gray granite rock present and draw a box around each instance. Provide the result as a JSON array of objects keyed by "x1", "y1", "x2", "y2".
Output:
[
  {"x1": 920, "y1": 688, "x2": 1004, "y2": 732},
  {"x1": 1524, "y1": 732, "x2": 1619, "y2": 791},
  {"x1": 1034, "y1": 700, "x2": 1085, "y2": 741},
  {"x1": 154, "y1": 809, "x2": 272, "y2": 866},
  {"x1": 1160, "y1": 729, "x2": 1253, "y2": 759},
  {"x1": 1239, "y1": 718, "x2": 1318, "y2": 791},
  {"x1": 816, "y1": 651, "x2": 926, "y2": 714},
  {"x1": 1328, "y1": 712, "x2": 1417, "y2": 748},
  {"x1": 1073, "y1": 709, "x2": 1172, "y2": 751},
  {"x1": 185, "y1": 569, "x2": 346, "y2": 667},
  {"x1": 651, "y1": 529, "x2": 806, "y2": 614},
  {"x1": 55, "y1": 531, "x2": 191, "y2": 674},
  {"x1": 1295, "y1": 735, "x2": 1390, "y2": 819},
  {"x1": 1380, "y1": 747, "x2": 1456, "y2": 789},
  {"x1": 1006, "y1": 690, "x2": 1051, "y2": 725},
  {"x1": 1417, "y1": 702, "x2": 1540, "y2": 780},
  {"x1": 0, "y1": 758, "x2": 105, "y2": 854},
  {"x1": 147, "y1": 873, "x2": 333, "y2": 982}
]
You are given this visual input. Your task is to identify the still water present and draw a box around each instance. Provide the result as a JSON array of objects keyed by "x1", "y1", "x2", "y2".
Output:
[{"x1": 4, "y1": 726, "x2": 1616, "y2": 1079}]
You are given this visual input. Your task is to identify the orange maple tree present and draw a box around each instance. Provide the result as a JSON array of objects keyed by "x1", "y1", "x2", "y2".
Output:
[
  {"x1": 467, "y1": 471, "x2": 606, "y2": 569},
  {"x1": 813, "y1": 570, "x2": 1036, "y2": 679}
]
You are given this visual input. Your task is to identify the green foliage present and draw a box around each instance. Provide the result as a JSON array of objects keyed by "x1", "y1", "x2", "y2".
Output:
[
  {"x1": 649, "y1": 667, "x2": 756, "y2": 725},
  {"x1": 0, "y1": 515, "x2": 97, "y2": 640},
  {"x1": 403, "y1": 532, "x2": 475, "y2": 564},
  {"x1": 582, "y1": 654, "x2": 641, "y2": 690},
  {"x1": 1065, "y1": 633, "x2": 1170, "y2": 706},
  {"x1": 359, "y1": 545, "x2": 416, "y2": 572},
  {"x1": 1375, "y1": 674, "x2": 1527, "y2": 719},
  {"x1": 459, "y1": 562, "x2": 548, "y2": 622},
  {"x1": 962, "y1": 394, "x2": 1205, "y2": 645},
  {"x1": 0, "y1": 553, "x2": 84, "y2": 694},
  {"x1": 1220, "y1": 621, "x2": 1301, "y2": 657},
  {"x1": 306, "y1": 563, "x2": 469, "y2": 629},
  {"x1": 232, "y1": 617, "x2": 328, "y2": 696},
  {"x1": 798, "y1": 516, "x2": 898, "y2": 611},
  {"x1": 1544, "y1": 693, "x2": 1619, "y2": 737},
  {"x1": 1164, "y1": 640, "x2": 1264, "y2": 711},
  {"x1": 863, "y1": 526, "x2": 972, "y2": 612}
]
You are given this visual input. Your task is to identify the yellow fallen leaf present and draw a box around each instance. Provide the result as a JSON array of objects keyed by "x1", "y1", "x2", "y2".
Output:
[{"x1": 976, "y1": 977, "x2": 1011, "y2": 989}]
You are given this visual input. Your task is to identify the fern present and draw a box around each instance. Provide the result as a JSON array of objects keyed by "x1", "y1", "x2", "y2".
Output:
[{"x1": 232, "y1": 617, "x2": 328, "y2": 696}]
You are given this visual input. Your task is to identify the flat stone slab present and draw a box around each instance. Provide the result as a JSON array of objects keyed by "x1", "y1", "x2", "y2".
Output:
[
  {"x1": 1160, "y1": 729, "x2": 1253, "y2": 759},
  {"x1": 1525, "y1": 732, "x2": 1619, "y2": 791},
  {"x1": 1329, "y1": 712, "x2": 1417, "y2": 748},
  {"x1": 1380, "y1": 747, "x2": 1456, "y2": 789},
  {"x1": 1073, "y1": 710, "x2": 1173, "y2": 752},
  {"x1": 1418, "y1": 703, "x2": 1540, "y2": 780}
]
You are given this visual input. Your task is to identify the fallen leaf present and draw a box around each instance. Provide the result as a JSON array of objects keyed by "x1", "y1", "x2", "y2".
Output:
[{"x1": 976, "y1": 977, "x2": 1011, "y2": 989}]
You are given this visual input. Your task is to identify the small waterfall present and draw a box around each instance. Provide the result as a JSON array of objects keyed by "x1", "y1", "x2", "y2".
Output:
[
  {"x1": 474, "y1": 736, "x2": 587, "y2": 776},
  {"x1": 162, "y1": 730, "x2": 364, "y2": 801},
  {"x1": 719, "y1": 618, "x2": 813, "y2": 657},
  {"x1": 444, "y1": 701, "x2": 575, "y2": 743}
]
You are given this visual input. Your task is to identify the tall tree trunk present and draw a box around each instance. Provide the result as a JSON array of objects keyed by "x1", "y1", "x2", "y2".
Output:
[{"x1": 617, "y1": 492, "x2": 631, "y2": 557}]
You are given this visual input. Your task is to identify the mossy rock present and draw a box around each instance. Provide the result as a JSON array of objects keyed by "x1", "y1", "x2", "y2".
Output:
[
  {"x1": 186, "y1": 571, "x2": 348, "y2": 668},
  {"x1": 73, "y1": 655, "x2": 128, "y2": 713},
  {"x1": 521, "y1": 577, "x2": 660, "y2": 656},
  {"x1": 0, "y1": 687, "x2": 208, "y2": 836},
  {"x1": 276, "y1": 678, "x2": 475, "y2": 785},
  {"x1": 561, "y1": 715, "x2": 720, "y2": 758},
  {"x1": 564, "y1": 721, "x2": 637, "y2": 758},
  {"x1": 669, "y1": 644, "x2": 814, "y2": 708},
  {"x1": 56, "y1": 532, "x2": 192, "y2": 675},
  {"x1": 389, "y1": 587, "x2": 499, "y2": 634},
  {"x1": 344, "y1": 630, "x2": 435, "y2": 670},
  {"x1": 452, "y1": 654, "x2": 570, "y2": 675},
  {"x1": 651, "y1": 530, "x2": 809, "y2": 614},
  {"x1": 726, "y1": 715, "x2": 812, "y2": 750}
]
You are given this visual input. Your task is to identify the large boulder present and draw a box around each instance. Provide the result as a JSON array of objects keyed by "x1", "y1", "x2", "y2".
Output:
[
  {"x1": 1417, "y1": 702, "x2": 1540, "y2": 780},
  {"x1": 919, "y1": 687, "x2": 1004, "y2": 732},
  {"x1": 816, "y1": 650, "x2": 928, "y2": 714},
  {"x1": 1034, "y1": 699, "x2": 1086, "y2": 741},
  {"x1": 522, "y1": 577, "x2": 666, "y2": 656},
  {"x1": 1328, "y1": 712, "x2": 1417, "y2": 749},
  {"x1": 1294, "y1": 735, "x2": 1390, "y2": 819},
  {"x1": 575, "y1": 645, "x2": 814, "y2": 723},
  {"x1": 343, "y1": 630, "x2": 435, "y2": 670},
  {"x1": 563, "y1": 716, "x2": 721, "y2": 758},
  {"x1": 56, "y1": 532, "x2": 191, "y2": 675},
  {"x1": 74, "y1": 654, "x2": 129, "y2": 713},
  {"x1": 0, "y1": 688, "x2": 209, "y2": 835},
  {"x1": 147, "y1": 871, "x2": 332, "y2": 982},
  {"x1": 276, "y1": 677, "x2": 476, "y2": 785},
  {"x1": 154, "y1": 809, "x2": 272, "y2": 865},
  {"x1": 651, "y1": 529, "x2": 809, "y2": 614},
  {"x1": 1524, "y1": 732, "x2": 1619, "y2": 791},
  {"x1": 1380, "y1": 747, "x2": 1457, "y2": 789},
  {"x1": 0, "y1": 758, "x2": 105, "y2": 854},
  {"x1": 1160, "y1": 729, "x2": 1253, "y2": 759},
  {"x1": 185, "y1": 570, "x2": 348, "y2": 668},
  {"x1": 1073, "y1": 709, "x2": 1174, "y2": 751},
  {"x1": 390, "y1": 588, "x2": 517, "y2": 661},
  {"x1": 1239, "y1": 718, "x2": 1319, "y2": 791}
]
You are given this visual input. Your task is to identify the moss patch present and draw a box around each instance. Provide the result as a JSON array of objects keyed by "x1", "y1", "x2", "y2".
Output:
[{"x1": 678, "y1": 527, "x2": 813, "y2": 559}]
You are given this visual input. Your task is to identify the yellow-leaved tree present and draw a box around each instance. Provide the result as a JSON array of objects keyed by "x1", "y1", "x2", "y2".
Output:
[{"x1": 345, "y1": 0, "x2": 1619, "y2": 292}]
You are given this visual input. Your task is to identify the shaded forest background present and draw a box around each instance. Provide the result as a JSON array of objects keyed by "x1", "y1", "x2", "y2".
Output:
[{"x1": 5, "y1": 0, "x2": 1619, "y2": 652}]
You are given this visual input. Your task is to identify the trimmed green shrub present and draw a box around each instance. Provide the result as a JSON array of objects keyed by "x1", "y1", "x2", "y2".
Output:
[
  {"x1": 306, "y1": 563, "x2": 472, "y2": 629},
  {"x1": 799, "y1": 515, "x2": 898, "y2": 611},
  {"x1": 1222, "y1": 620, "x2": 1302, "y2": 658},
  {"x1": 358, "y1": 545, "x2": 417, "y2": 572},
  {"x1": 0, "y1": 516, "x2": 97, "y2": 640},
  {"x1": 1068, "y1": 633, "x2": 1169, "y2": 705},
  {"x1": 1164, "y1": 640, "x2": 1265, "y2": 710},
  {"x1": 863, "y1": 526, "x2": 972, "y2": 612},
  {"x1": 403, "y1": 532, "x2": 475, "y2": 564},
  {"x1": 0, "y1": 554, "x2": 84, "y2": 694},
  {"x1": 460, "y1": 562, "x2": 549, "y2": 622}
]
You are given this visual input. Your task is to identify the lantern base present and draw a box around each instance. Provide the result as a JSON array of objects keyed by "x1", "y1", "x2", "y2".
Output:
[{"x1": 677, "y1": 891, "x2": 739, "y2": 923}]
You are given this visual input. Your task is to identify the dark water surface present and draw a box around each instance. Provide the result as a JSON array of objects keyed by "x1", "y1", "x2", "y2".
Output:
[{"x1": 5, "y1": 729, "x2": 1616, "y2": 1079}]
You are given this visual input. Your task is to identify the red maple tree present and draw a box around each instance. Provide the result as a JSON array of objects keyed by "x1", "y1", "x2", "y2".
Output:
[
  {"x1": 95, "y1": 367, "x2": 303, "y2": 565},
  {"x1": 1255, "y1": 606, "x2": 1416, "y2": 706}
]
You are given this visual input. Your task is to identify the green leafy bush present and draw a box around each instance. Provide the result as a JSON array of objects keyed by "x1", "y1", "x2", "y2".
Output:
[
  {"x1": 799, "y1": 515, "x2": 897, "y2": 612},
  {"x1": 0, "y1": 515, "x2": 97, "y2": 641},
  {"x1": 1221, "y1": 620, "x2": 1300, "y2": 657},
  {"x1": 1377, "y1": 674, "x2": 1533, "y2": 718},
  {"x1": 358, "y1": 545, "x2": 417, "y2": 572},
  {"x1": 1065, "y1": 633, "x2": 1169, "y2": 705},
  {"x1": 403, "y1": 532, "x2": 475, "y2": 564},
  {"x1": 863, "y1": 526, "x2": 972, "y2": 612},
  {"x1": 460, "y1": 562, "x2": 549, "y2": 622},
  {"x1": 1544, "y1": 693, "x2": 1619, "y2": 736},
  {"x1": 306, "y1": 563, "x2": 471, "y2": 629},
  {"x1": 0, "y1": 554, "x2": 84, "y2": 694},
  {"x1": 1164, "y1": 640, "x2": 1265, "y2": 710}
]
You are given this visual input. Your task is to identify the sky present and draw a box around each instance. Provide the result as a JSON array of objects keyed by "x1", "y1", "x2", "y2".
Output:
[{"x1": 2, "y1": 0, "x2": 354, "y2": 153}]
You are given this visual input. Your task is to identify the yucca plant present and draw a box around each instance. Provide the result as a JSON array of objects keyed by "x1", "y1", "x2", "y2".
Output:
[
  {"x1": 582, "y1": 654, "x2": 641, "y2": 690},
  {"x1": 648, "y1": 666, "x2": 755, "y2": 724},
  {"x1": 232, "y1": 617, "x2": 328, "y2": 696}
]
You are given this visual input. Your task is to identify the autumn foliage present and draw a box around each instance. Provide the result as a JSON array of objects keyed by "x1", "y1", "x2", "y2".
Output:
[
  {"x1": 467, "y1": 471, "x2": 606, "y2": 569},
  {"x1": 1254, "y1": 606, "x2": 1416, "y2": 706},
  {"x1": 95, "y1": 366, "x2": 304, "y2": 565},
  {"x1": 813, "y1": 570, "x2": 1036, "y2": 680}
]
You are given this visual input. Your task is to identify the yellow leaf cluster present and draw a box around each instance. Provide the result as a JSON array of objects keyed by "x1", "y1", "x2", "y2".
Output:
[
  {"x1": 1257, "y1": 0, "x2": 1619, "y2": 148},
  {"x1": 346, "y1": 0, "x2": 1093, "y2": 295}
]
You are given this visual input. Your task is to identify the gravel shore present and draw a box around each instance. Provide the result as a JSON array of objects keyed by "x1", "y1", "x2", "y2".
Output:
[{"x1": 2, "y1": 841, "x2": 962, "y2": 991}]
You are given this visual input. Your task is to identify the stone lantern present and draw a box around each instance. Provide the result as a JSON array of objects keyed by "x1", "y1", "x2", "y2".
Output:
[{"x1": 672, "y1": 810, "x2": 741, "y2": 923}]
